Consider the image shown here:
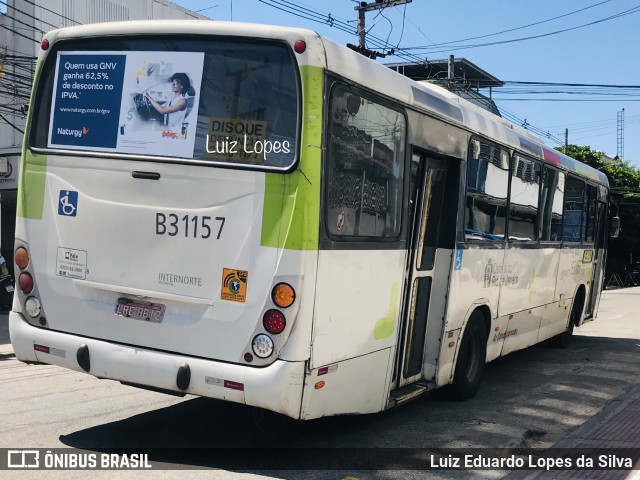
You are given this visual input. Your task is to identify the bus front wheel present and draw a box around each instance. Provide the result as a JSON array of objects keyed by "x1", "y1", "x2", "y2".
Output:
[{"x1": 450, "y1": 311, "x2": 487, "y2": 400}]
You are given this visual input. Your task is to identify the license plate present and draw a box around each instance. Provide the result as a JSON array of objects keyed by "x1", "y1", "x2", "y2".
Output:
[{"x1": 115, "y1": 298, "x2": 165, "y2": 323}]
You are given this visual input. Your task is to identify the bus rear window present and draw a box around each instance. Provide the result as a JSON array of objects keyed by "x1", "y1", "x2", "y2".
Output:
[{"x1": 30, "y1": 36, "x2": 299, "y2": 170}]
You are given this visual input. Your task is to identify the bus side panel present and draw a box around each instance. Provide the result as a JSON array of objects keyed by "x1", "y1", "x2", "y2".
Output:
[
  {"x1": 498, "y1": 247, "x2": 560, "y2": 352},
  {"x1": 276, "y1": 250, "x2": 317, "y2": 362},
  {"x1": 311, "y1": 250, "x2": 404, "y2": 368},
  {"x1": 538, "y1": 299, "x2": 571, "y2": 342},
  {"x1": 437, "y1": 246, "x2": 504, "y2": 387},
  {"x1": 300, "y1": 348, "x2": 392, "y2": 419},
  {"x1": 500, "y1": 305, "x2": 545, "y2": 356},
  {"x1": 499, "y1": 247, "x2": 560, "y2": 315},
  {"x1": 555, "y1": 247, "x2": 590, "y2": 311}
]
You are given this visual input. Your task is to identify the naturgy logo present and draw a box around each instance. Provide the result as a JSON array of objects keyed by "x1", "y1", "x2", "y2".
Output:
[{"x1": 57, "y1": 127, "x2": 89, "y2": 138}]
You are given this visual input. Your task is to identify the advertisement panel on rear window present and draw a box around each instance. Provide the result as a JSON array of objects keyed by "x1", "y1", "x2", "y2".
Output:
[
  {"x1": 48, "y1": 51, "x2": 204, "y2": 158},
  {"x1": 31, "y1": 37, "x2": 300, "y2": 170}
]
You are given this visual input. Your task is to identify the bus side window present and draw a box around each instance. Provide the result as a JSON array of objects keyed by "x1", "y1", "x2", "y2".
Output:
[
  {"x1": 539, "y1": 168, "x2": 564, "y2": 242},
  {"x1": 584, "y1": 184, "x2": 598, "y2": 243},
  {"x1": 326, "y1": 85, "x2": 406, "y2": 239},
  {"x1": 509, "y1": 154, "x2": 541, "y2": 242},
  {"x1": 465, "y1": 138, "x2": 509, "y2": 241},
  {"x1": 562, "y1": 176, "x2": 585, "y2": 242}
]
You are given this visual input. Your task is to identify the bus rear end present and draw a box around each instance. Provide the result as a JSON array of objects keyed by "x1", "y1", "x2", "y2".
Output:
[{"x1": 10, "y1": 21, "x2": 322, "y2": 419}]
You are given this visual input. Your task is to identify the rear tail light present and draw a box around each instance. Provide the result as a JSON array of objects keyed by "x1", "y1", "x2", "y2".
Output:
[
  {"x1": 19, "y1": 272, "x2": 34, "y2": 294},
  {"x1": 25, "y1": 296, "x2": 41, "y2": 317},
  {"x1": 252, "y1": 334, "x2": 274, "y2": 358},
  {"x1": 262, "y1": 309, "x2": 286, "y2": 334},
  {"x1": 294, "y1": 40, "x2": 306, "y2": 54},
  {"x1": 15, "y1": 247, "x2": 29, "y2": 269},
  {"x1": 272, "y1": 283, "x2": 295, "y2": 308}
]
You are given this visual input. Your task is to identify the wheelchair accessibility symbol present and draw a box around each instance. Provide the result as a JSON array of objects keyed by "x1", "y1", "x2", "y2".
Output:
[{"x1": 58, "y1": 190, "x2": 78, "y2": 217}]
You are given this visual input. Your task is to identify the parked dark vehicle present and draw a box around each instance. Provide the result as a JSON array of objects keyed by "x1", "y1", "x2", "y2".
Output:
[{"x1": 0, "y1": 274, "x2": 14, "y2": 311}]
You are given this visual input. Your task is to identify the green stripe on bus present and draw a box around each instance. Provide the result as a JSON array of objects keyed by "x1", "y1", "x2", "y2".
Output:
[
  {"x1": 261, "y1": 65, "x2": 323, "y2": 250},
  {"x1": 17, "y1": 59, "x2": 46, "y2": 220},
  {"x1": 16, "y1": 150, "x2": 47, "y2": 220},
  {"x1": 374, "y1": 283, "x2": 399, "y2": 340}
]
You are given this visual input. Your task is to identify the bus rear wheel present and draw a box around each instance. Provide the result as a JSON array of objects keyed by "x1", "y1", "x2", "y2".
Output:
[
  {"x1": 450, "y1": 311, "x2": 487, "y2": 400},
  {"x1": 552, "y1": 292, "x2": 583, "y2": 348},
  {"x1": 251, "y1": 407, "x2": 291, "y2": 434}
]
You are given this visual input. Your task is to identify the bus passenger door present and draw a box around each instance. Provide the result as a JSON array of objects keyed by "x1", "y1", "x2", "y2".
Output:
[
  {"x1": 586, "y1": 200, "x2": 607, "y2": 319},
  {"x1": 395, "y1": 153, "x2": 455, "y2": 388}
]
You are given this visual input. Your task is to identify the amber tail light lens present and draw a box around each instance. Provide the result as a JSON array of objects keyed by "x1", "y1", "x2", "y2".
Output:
[{"x1": 15, "y1": 247, "x2": 29, "y2": 270}]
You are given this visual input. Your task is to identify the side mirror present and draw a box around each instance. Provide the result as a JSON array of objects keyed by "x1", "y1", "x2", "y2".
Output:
[{"x1": 610, "y1": 216, "x2": 621, "y2": 238}]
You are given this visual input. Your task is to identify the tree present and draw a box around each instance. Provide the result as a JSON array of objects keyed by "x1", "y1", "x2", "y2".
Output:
[{"x1": 556, "y1": 144, "x2": 640, "y2": 278}]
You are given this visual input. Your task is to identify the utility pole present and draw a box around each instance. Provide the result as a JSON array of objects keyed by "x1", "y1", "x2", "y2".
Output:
[
  {"x1": 349, "y1": 0, "x2": 412, "y2": 58},
  {"x1": 564, "y1": 128, "x2": 568, "y2": 154}
]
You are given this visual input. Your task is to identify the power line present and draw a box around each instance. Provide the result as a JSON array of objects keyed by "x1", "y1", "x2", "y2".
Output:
[
  {"x1": 0, "y1": 24, "x2": 39, "y2": 43},
  {"x1": 20, "y1": 0, "x2": 81, "y2": 26},
  {"x1": 0, "y1": 46, "x2": 37, "y2": 59},
  {"x1": 543, "y1": 115, "x2": 640, "y2": 131},
  {"x1": 407, "y1": 0, "x2": 612, "y2": 49},
  {"x1": 503, "y1": 80, "x2": 640, "y2": 88},
  {"x1": 494, "y1": 98, "x2": 640, "y2": 102},
  {"x1": 0, "y1": 0, "x2": 62, "y2": 31},
  {"x1": 256, "y1": 0, "x2": 427, "y2": 63},
  {"x1": 1, "y1": 10, "x2": 46, "y2": 34},
  {"x1": 0, "y1": 112, "x2": 25, "y2": 134},
  {"x1": 401, "y1": 5, "x2": 640, "y2": 54}
]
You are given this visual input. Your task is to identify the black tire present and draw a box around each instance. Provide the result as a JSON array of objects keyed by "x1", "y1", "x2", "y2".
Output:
[
  {"x1": 251, "y1": 407, "x2": 290, "y2": 435},
  {"x1": 450, "y1": 311, "x2": 487, "y2": 400},
  {"x1": 552, "y1": 293, "x2": 582, "y2": 348}
]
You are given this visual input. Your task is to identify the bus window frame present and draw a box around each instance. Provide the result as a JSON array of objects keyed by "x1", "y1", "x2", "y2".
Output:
[
  {"x1": 507, "y1": 152, "x2": 542, "y2": 244},
  {"x1": 26, "y1": 34, "x2": 303, "y2": 174},
  {"x1": 464, "y1": 135, "x2": 510, "y2": 246},
  {"x1": 321, "y1": 77, "x2": 409, "y2": 247},
  {"x1": 561, "y1": 174, "x2": 587, "y2": 245},
  {"x1": 538, "y1": 165, "x2": 565, "y2": 246},
  {"x1": 583, "y1": 183, "x2": 598, "y2": 245}
]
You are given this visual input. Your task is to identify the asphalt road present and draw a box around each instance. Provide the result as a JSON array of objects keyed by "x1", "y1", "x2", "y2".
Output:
[{"x1": 1, "y1": 287, "x2": 639, "y2": 480}]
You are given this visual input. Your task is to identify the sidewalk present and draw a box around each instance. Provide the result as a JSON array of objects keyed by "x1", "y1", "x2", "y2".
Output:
[
  {"x1": 506, "y1": 373, "x2": 640, "y2": 479},
  {"x1": 553, "y1": 380, "x2": 640, "y2": 480},
  {"x1": 0, "y1": 312, "x2": 11, "y2": 357}
]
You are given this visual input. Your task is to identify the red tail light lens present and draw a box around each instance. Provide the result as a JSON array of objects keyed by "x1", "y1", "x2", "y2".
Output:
[
  {"x1": 294, "y1": 40, "x2": 306, "y2": 54},
  {"x1": 19, "y1": 272, "x2": 34, "y2": 294},
  {"x1": 262, "y1": 309, "x2": 286, "y2": 334}
]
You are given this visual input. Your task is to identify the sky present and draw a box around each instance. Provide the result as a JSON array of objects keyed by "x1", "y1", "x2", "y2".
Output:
[{"x1": 172, "y1": 0, "x2": 640, "y2": 167}]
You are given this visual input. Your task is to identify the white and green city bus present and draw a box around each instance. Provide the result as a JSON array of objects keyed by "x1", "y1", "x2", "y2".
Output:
[{"x1": 10, "y1": 20, "x2": 614, "y2": 420}]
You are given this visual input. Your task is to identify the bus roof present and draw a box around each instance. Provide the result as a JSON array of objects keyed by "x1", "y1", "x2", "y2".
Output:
[
  {"x1": 318, "y1": 35, "x2": 609, "y2": 187},
  {"x1": 40, "y1": 20, "x2": 608, "y2": 187}
]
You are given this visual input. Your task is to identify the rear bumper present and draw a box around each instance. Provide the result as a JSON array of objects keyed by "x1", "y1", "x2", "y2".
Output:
[{"x1": 9, "y1": 312, "x2": 306, "y2": 419}]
